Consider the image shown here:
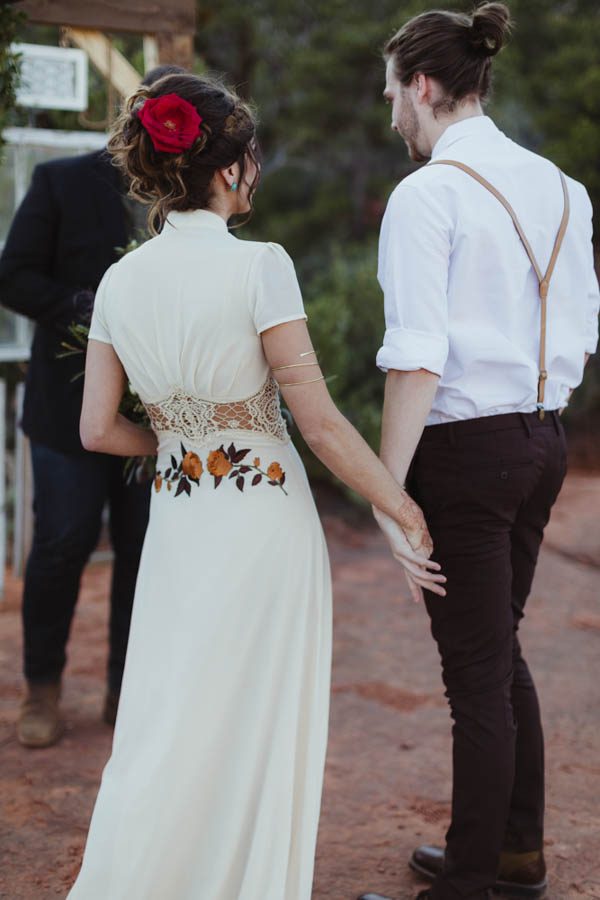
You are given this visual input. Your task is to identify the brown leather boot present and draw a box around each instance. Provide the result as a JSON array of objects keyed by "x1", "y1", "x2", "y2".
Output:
[
  {"x1": 17, "y1": 681, "x2": 64, "y2": 748},
  {"x1": 498, "y1": 850, "x2": 547, "y2": 895},
  {"x1": 410, "y1": 845, "x2": 547, "y2": 896}
]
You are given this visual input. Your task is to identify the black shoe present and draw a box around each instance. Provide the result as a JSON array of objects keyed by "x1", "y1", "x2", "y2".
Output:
[{"x1": 410, "y1": 845, "x2": 547, "y2": 896}]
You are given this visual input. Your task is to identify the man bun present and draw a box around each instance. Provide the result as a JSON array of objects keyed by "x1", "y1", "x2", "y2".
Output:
[
  {"x1": 468, "y1": 2, "x2": 512, "y2": 57},
  {"x1": 384, "y1": 2, "x2": 512, "y2": 112}
]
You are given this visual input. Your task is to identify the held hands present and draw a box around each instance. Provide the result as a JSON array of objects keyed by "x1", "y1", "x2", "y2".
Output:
[{"x1": 372, "y1": 502, "x2": 447, "y2": 603}]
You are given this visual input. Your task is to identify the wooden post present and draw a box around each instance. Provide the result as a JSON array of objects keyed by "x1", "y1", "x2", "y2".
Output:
[
  {"x1": 65, "y1": 28, "x2": 141, "y2": 98},
  {"x1": 156, "y1": 33, "x2": 194, "y2": 70}
]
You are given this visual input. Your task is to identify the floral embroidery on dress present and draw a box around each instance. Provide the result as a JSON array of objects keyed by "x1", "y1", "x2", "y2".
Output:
[
  {"x1": 154, "y1": 442, "x2": 287, "y2": 497},
  {"x1": 154, "y1": 442, "x2": 203, "y2": 498},
  {"x1": 208, "y1": 443, "x2": 287, "y2": 495}
]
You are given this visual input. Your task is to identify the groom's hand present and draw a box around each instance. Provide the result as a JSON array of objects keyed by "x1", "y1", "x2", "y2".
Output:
[{"x1": 372, "y1": 506, "x2": 446, "y2": 602}]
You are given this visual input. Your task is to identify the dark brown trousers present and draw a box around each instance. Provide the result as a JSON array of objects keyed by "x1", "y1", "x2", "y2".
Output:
[{"x1": 408, "y1": 410, "x2": 567, "y2": 900}]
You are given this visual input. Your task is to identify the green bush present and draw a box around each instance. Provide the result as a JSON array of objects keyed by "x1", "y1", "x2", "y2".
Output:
[{"x1": 290, "y1": 241, "x2": 385, "y2": 484}]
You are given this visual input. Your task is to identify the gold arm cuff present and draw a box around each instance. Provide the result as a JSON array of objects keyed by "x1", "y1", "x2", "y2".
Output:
[
  {"x1": 271, "y1": 361, "x2": 320, "y2": 371},
  {"x1": 278, "y1": 375, "x2": 326, "y2": 387}
]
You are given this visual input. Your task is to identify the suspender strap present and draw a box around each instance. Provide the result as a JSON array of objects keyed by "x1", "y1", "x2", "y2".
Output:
[{"x1": 429, "y1": 159, "x2": 570, "y2": 419}]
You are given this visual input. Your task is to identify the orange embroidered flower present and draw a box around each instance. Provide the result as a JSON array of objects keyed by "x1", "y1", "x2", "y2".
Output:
[
  {"x1": 182, "y1": 451, "x2": 203, "y2": 480},
  {"x1": 267, "y1": 461, "x2": 284, "y2": 482},
  {"x1": 154, "y1": 475, "x2": 163, "y2": 492},
  {"x1": 254, "y1": 457, "x2": 261, "y2": 467},
  {"x1": 207, "y1": 449, "x2": 233, "y2": 477}
]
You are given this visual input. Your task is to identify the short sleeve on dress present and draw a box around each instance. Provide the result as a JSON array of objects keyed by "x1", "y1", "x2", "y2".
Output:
[
  {"x1": 250, "y1": 242, "x2": 308, "y2": 335},
  {"x1": 88, "y1": 264, "x2": 116, "y2": 345}
]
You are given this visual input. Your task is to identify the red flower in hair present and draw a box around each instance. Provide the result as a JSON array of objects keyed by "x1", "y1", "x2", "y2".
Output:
[{"x1": 138, "y1": 93, "x2": 203, "y2": 153}]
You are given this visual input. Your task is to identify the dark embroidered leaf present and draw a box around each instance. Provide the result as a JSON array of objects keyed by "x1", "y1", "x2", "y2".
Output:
[
  {"x1": 183, "y1": 478, "x2": 191, "y2": 496},
  {"x1": 239, "y1": 465, "x2": 251, "y2": 473},
  {"x1": 231, "y1": 448, "x2": 251, "y2": 464},
  {"x1": 252, "y1": 474, "x2": 262, "y2": 486},
  {"x1": 236, "y1": 475, "x2": 245, "y2": 493},
  {"x1": 165, "y1": 467, "x2": 172, "y2": 479},
  {"x1": 189, "y1": 477, "x2": 199, "y2": 485},
  {"x1": 280, "y1": 473, "x2": 286, "y2": 486},
  {"x1": 175, "y1": 478, "x2": 187, "y2": 497},
  {"x1": 180, "y1": 442, "x2": 187, "y2": 457},
  {"x1": 228, "y1": 469, "x2": 238, "y2": 479},
  {"x1": 214, "y1": 475, "x2": 223, "y2": 489},
  {"x1": 227, "y1": 442, "x2": 236, "y2": 459},
  {"x1": 218, "y1": 444, "x2": 228, "y2": 460},
  {"x1": 268, "y1": 480, "x2": 278, "y2": 486},
  {"x1": 170, "y1": 455, "x2": 177, "y2": 470}
]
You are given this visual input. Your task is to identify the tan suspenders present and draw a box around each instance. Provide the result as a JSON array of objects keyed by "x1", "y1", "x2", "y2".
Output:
[{"x1": 429, "y1": 159, "x2": 571, "y2": 420}]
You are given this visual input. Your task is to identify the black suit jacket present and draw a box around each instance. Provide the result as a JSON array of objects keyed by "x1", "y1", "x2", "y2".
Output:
[{"x1": 0, "y1": 150, "x2": 131, "y2": 454}]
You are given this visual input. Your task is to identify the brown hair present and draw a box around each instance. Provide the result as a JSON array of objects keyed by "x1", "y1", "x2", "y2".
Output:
[
  {"x1": 108, "y1": 73, "x2": 260, "y2": 234},
  {"x1": 384, "y1": 2, "x2": 512, "y2": 113}
]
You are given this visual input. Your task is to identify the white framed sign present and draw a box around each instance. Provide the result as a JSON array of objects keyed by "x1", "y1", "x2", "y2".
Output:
[{"x1": 12, "y1": 42, "x2": 89, "y2": 111}]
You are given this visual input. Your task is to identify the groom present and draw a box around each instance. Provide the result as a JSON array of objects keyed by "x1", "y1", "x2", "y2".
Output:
[{"x1": 363, "y1": 3, "x2": 599, "y2": 900}]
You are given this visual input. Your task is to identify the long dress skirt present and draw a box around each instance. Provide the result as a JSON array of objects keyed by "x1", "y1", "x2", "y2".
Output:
[{"x1": 67, "y1": 435, "x2": 332, "y2": 900}]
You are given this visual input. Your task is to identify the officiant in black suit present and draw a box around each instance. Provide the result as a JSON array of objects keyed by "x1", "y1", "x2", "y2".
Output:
[{"x1": 0, "y1": 64, "x2": 185, "y2": 748}]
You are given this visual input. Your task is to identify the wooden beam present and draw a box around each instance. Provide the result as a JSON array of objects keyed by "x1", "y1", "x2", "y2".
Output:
[
  {"x1": 65, "y1": 28, "x2": 141, "y2": 99},
  {"x1": 16, "y1": 0, "x2": 195, "y2": 36},
  {"x1": 156, "y1": 32, "x2": 194, "y2": 70}
]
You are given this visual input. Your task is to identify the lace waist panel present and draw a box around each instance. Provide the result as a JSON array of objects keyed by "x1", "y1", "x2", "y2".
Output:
[{"x1": 142, "y1": 376, "x2": 289, "y2": 445}]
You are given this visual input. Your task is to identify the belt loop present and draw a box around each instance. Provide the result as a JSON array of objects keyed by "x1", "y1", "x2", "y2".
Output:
[
  {"x1": 520, "y1": 412, "x2": 532, "y2": 438},
  {"x1": 448, "y1": 422, "x2": 457, "y2": 447}
]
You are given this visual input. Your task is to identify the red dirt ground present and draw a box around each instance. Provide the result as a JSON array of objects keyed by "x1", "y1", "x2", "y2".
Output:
[{"x1": 1, "y1": 472, "x2": 599, "y2": 900}]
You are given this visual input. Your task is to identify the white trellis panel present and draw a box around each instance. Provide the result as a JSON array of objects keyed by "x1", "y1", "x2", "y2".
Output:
[{"x1": 12, "y1": 42, "x2": 88, "y2": 111}]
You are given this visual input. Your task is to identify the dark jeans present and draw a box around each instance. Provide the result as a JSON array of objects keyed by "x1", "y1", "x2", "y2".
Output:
[
  {"x1": 408, "y1": 410, "x2": 567, "y2": 900},
  {"x1": 23, "y1": 441, "x2": 151, "y2": 694}
]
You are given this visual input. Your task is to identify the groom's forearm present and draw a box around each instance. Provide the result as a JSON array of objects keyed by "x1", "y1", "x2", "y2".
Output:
[{"x1": 379, "y1": 369, "x2": 440, "y2": 488}]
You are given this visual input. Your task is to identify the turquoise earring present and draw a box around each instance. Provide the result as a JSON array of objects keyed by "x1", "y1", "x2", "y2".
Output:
[{"x1": 230, "y1": 182, "x2": 238, "y2": 192}]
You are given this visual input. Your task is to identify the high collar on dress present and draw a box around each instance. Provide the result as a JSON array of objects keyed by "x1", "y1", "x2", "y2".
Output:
[
  {"x1": 164, "y1": 208, "x2": 229, "y2": 232},
  {"x1": 431, "y1": 115, "x2": 502, "y2": 159}
]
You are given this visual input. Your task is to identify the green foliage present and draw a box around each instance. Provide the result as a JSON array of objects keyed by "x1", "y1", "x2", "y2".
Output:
[
  {"x1": 294, "y1": 242, "x2": 385, "y2": 482},
  {"x1": 0, "y1": 4, "x2": 25, "y2": 160},
  {"x1": 492, "y1": 0, "x2": 600, "y2": 231}
]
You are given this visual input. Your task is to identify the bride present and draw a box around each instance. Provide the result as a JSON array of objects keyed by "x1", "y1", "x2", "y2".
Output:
[{"x1": 67, "y1": 72, "x2": 445, "y2": 900}]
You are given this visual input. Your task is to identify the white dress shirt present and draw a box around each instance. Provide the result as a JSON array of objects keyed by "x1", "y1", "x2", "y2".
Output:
[{"x1": 376, "y1": 115, "x2": 600, "y2": 424}]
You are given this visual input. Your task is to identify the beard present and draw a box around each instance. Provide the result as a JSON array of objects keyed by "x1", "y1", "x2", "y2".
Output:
[{"x1": 397, "y1": 96, "x2": 430, "y2": 163}]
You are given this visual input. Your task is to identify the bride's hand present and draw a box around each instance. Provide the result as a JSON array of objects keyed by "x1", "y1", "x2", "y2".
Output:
[{"x1": 373, "y1": 505, "x2": 447, "y2": 602}]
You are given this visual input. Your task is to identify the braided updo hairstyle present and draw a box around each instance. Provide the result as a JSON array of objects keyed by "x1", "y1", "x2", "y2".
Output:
[
  {"x1": 384, "y1": 2, "x2": 513, "y2": 113},
  {"x1": 108, "y1": 73, "x2": 260, "y2": 234}
]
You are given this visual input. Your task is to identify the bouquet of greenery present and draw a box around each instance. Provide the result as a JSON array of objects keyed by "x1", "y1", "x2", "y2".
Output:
[{"x1": 57, "y1": 239, "x2": 155, "y2": 485}]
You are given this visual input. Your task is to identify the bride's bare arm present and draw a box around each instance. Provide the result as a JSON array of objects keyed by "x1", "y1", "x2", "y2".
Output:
[
  {"x1": 261, "y1": 319, "x2": 445, "y2": 587},
  {"x1": 80, "y1": 339, "x2": 158, "y2": 457}
]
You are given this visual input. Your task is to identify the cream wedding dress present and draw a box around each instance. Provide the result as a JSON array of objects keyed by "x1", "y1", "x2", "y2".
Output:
[{"x1": 67, "y1": 209, "x2": 332, "y2": 900}]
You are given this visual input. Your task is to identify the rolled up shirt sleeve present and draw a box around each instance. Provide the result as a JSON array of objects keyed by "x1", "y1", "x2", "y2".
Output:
[{"x1": 376, "y1": 179, "x2": 452, "y2": 375}]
